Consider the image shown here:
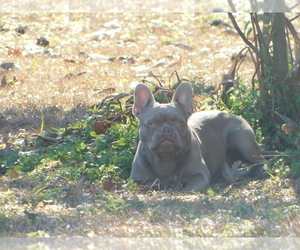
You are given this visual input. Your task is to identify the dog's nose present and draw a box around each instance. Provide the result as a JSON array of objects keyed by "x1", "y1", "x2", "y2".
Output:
[{"x1": 162, "y1": 125, "x2": 172, "y2": 135}]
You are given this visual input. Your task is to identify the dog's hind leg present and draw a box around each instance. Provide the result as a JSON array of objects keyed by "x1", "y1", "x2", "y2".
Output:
[{"x1": 228, "y1": 128, "x2": 268, "y2": 179}]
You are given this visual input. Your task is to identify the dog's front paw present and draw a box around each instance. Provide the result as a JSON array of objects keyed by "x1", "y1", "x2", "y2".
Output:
[{"x1": 183, "y1": 174, "x2": 210, "y2": 192}]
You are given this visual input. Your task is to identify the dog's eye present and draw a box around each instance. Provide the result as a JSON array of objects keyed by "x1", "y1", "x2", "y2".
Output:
[
  {"x1": 147, "y1": 120, "x2": 157, "y2": 127},
  {"x1": 173, "y1": 120, "x2": 184, "y2": 127}
]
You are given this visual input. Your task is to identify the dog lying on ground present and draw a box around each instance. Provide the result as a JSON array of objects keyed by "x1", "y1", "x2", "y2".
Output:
[{"x1": 130, "y1": 82, "x2": 268, "y2": 192}]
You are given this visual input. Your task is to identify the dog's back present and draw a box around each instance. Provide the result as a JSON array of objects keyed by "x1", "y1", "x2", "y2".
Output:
[{"x1": 189, "y1": 110, "x2": 267, "y2": 180}]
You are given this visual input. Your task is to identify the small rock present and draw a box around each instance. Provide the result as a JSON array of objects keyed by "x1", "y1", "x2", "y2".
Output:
[
  {"x1": 0, "y1": 62, "x2": 15, "y2": 70},
  {"x1": 37, "y1": 37, "x2": 50, "y2": 47}
]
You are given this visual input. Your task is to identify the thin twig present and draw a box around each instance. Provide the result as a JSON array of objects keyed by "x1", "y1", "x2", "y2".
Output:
[
  {"x1": 169, "y1": 70, "x2": 181, "y2": 88},
  {"x1": 141, "y1": 79, "x2": 162, "y2": 89},
  {"x1": 148, "y1": 72, "x2": 163, "y2": 87},
  {"x1": 289, "y1": 14, "x2": 300, "y2": 22}
]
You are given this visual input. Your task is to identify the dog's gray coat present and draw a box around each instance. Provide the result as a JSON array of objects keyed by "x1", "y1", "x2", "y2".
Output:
[{"x1": 130, "y1": 83, "x2": 267, "y2": 191}]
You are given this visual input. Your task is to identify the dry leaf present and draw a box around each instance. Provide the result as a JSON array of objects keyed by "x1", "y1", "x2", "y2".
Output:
[
  {"x1": 103, "y1": 180, "x2": 114, "y2": 191},
  {"x1": 193, "y1": 94, "x2": 206, "y2": 103},
  {"x1": 276, "y1": 111, "x2": 300, "y2": 134},
  {"x1": 77, "y1": 81, "x2": 88, "y2": 85},
  {"x1": 281, "y1": 123, "x2": 300, "y2": 134},
  {"x1": 103, "y1": 180, "x2": 123, "y2": 191},
  {"x1": 8, "y1": 49, "x2": 22, "y2": 56},
  {"x1": 92, "y1": 116, "x2": 112, "y2": 135},
  {"x1": 9, "y1": 169, "x2": 20, "y2": 179}
]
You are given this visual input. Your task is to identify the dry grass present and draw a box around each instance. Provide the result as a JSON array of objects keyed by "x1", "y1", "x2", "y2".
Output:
[
  {"x1": 0, "y1": 176, "x2": 300, "y2": 237},
  {"x1": 1, "y1": 12, "x2": 252, "y2": 133}
]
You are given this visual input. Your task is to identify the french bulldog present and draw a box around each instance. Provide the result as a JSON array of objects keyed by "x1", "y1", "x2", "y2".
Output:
[{"x1": 130, "y1": 82, "x2": 267, "y2": 192}]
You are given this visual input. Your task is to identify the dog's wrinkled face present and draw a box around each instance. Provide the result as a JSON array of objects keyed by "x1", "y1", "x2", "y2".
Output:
[
  {"x1": 138, "y1": 103, "x2": 190, "y2": 158},
  {"x1": 133, "y1": 83, "x2": 194, "y2": 159}
]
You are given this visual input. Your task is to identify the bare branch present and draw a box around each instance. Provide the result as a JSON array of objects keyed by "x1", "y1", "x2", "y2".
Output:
[
  {"x1": 289, "y1": 14, "x2": 300, "y2": 22},
  {"x1": 227, "y1": 13, "x2": 258, "y2": 54}
]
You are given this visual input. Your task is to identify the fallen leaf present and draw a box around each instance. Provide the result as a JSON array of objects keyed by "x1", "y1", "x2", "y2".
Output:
[
  {"x1": 92, "y1": 116, "x2": 112, "y2": 135},
  {"x1": 103, "y1": 180, "x2": 114, "y2": 191},
  {"x1": 276, "y1": 111, "x2": 300, "y2": 134},
  {"x1": 103, "y1": 180, "x2": 123, "y2": 191},
  {"x1": 193, "y1": 94, "x2": 206, "y2": 103},
  {"x1": 9, "y1": 169, "x2": 20, "y2": 179},
  {"x1": 77, "y1": 81, "x2": 88, "y2": 85},
  {"x1": 281, "y1": 123, "x2": 300, "y2": 135},
  {"x1": 5, "y1": 142, "x2": 13, "y2": 148},
  {"x1": 8, "y1": 49, "x2": 22, "y2": 56}
]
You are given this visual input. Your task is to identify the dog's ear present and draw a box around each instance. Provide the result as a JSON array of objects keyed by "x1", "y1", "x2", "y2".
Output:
[
  {"x1": 133, "y1": 84, "x2": 155, "y2": 117},
  {"x1": 172, "y1": 82, "x2": 194, "y2": 116}
]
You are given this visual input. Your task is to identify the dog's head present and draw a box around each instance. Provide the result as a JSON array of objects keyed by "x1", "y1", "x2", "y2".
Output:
[{"x1": 133, "y1": 83, "x2": 194, "y2": 158}]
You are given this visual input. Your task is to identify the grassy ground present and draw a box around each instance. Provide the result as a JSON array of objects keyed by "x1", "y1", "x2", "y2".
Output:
[
  {"x1": 0, "y1": 175, "x2": 299, "y2": 237},
  {"x1": 1, "y1": 12, "x2": 253, "y2": 133},
  {"x1": 1, "y1": 12, "x2": 300, "y2": 238}
]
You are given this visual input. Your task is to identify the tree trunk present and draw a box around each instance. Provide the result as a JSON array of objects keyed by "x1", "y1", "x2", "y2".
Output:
[
  {"x1": 272, "y1": 12, "x2": 299, "y2": 119},
  {"x1": 272, "y1": 13, "x2": 289, "y2": 115}
]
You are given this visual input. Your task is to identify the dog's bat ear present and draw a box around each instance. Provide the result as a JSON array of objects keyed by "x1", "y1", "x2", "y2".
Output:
[
  {"x1": 133, "y1": 84, "x2": 155, "y2": 117},
  {"x1": 172, "y1": 82, "x2": 194, "y2": 116}
]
